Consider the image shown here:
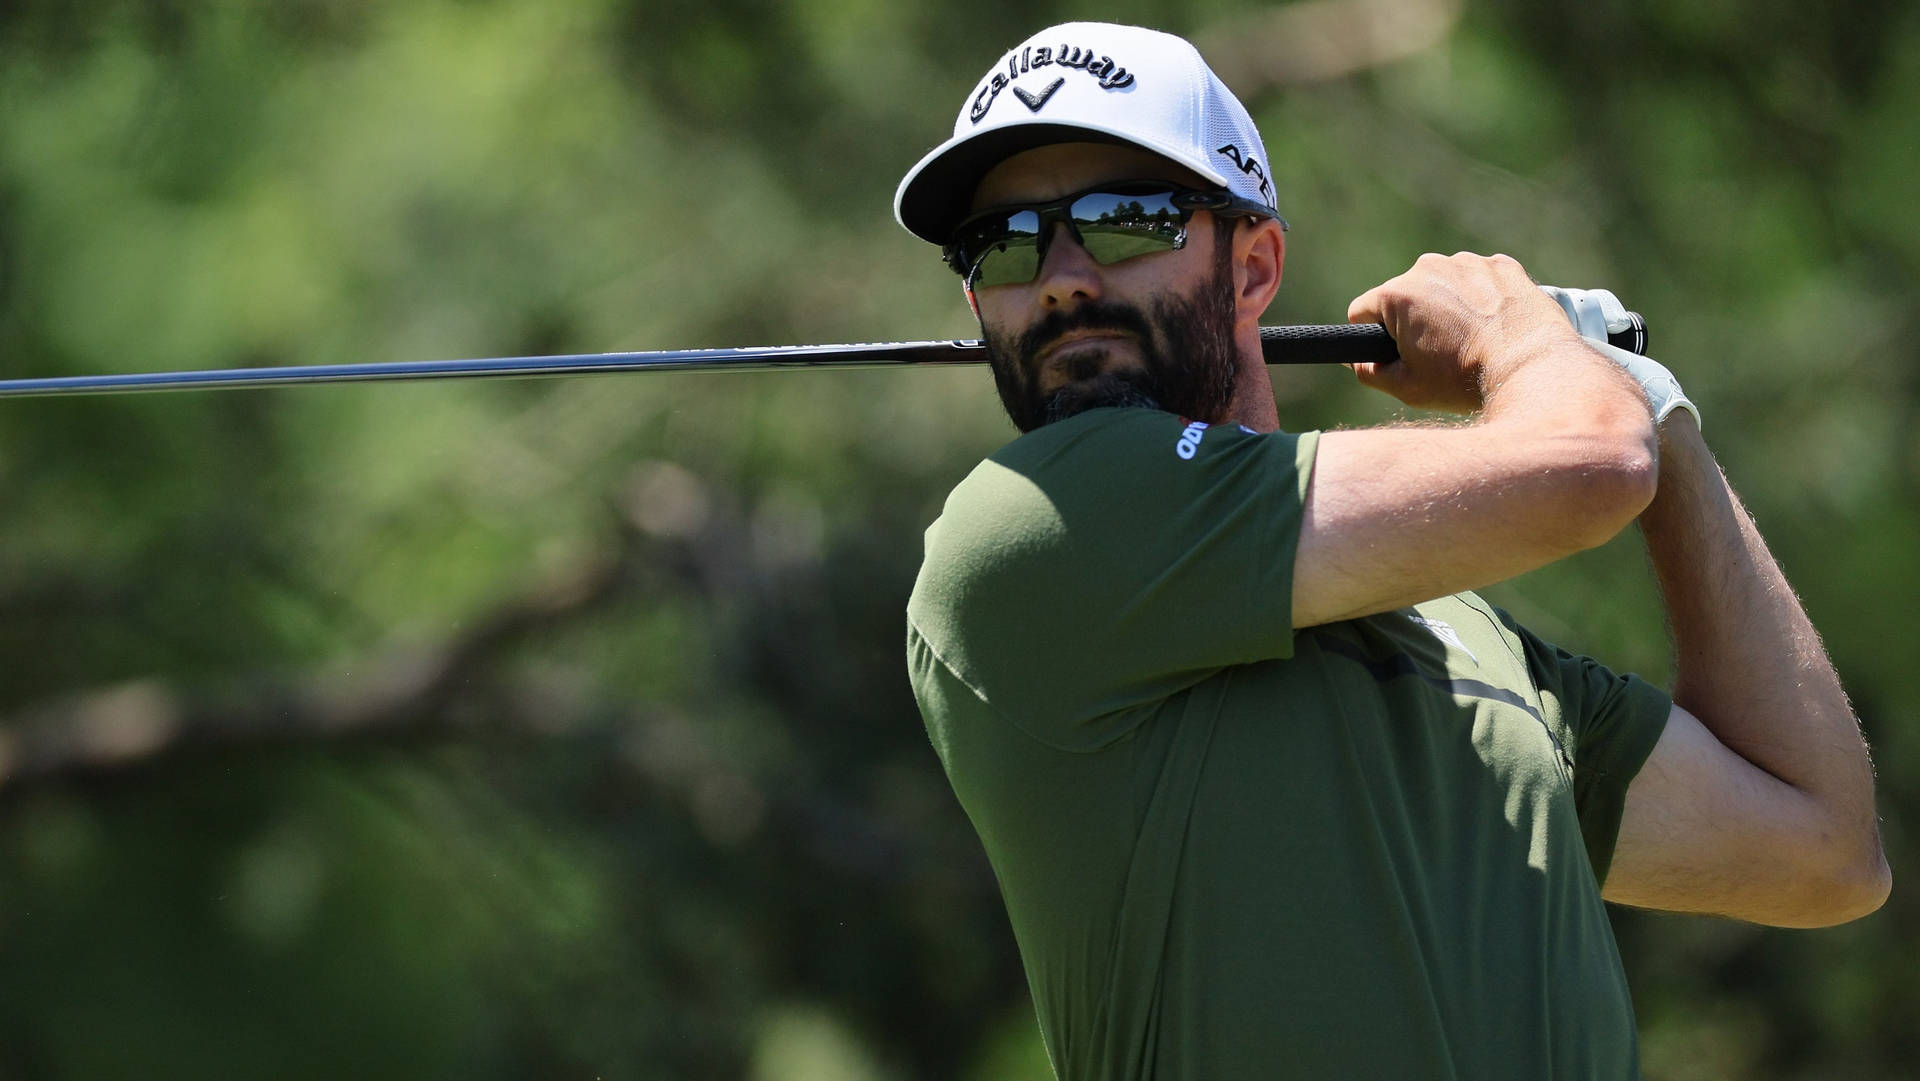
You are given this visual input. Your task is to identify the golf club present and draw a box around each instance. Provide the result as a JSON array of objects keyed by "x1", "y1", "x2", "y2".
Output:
[{"x1": 0, "y1": 315, "x2": 1646, "y2": 400}]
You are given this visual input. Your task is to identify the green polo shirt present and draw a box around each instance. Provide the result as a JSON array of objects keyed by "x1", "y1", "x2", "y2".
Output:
[{"x1": 907, "y1": 407, "x2": 1671, "y2": 1080}]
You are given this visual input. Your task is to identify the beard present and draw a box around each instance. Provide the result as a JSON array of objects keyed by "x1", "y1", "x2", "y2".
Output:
[{"x1": 980, "y1": 228, "x2": 1240, "y2": 434}]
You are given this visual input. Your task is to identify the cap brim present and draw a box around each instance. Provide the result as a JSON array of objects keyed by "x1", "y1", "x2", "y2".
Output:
[{"x1": 894, "y1": 121, "x2": 1234, "y2": 245}]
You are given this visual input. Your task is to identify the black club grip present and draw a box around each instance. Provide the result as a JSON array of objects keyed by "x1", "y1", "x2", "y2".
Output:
[
  {"x1": 1259, "y1": 324, "x2": 1397, "y2": 365},
  {"x1": 1260, "y1": 315, "x2": 1649, "y2": 365}
]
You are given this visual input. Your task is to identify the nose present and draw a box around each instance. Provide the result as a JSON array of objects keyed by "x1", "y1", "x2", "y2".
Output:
[{"x1": 1034, "y1": 222, "x2": 1103, "y2": 308}]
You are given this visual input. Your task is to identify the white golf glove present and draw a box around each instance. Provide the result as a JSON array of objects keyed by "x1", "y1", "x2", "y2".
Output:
[{"x1": 1540, "y1": 285, "x2": 1700, "y2": 429}]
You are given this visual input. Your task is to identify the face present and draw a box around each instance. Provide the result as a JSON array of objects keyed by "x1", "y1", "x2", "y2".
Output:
[{"x1": 965, "y1": 143, "x2": 1243, "y2": 433}]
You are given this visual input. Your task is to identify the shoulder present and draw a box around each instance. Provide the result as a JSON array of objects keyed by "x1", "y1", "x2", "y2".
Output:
[
  {"x1": 921, "y1": 409, "x2": 1315, "y2": 585},
  {"x1": 907, "y1": 410, "x2": 1319, "y2": 728},
  {"x1": 983, "y1": 407, "x2": 1312, "y2": 473},
  {"x1": 965, "y1": 408, "x2": 1316, "y2": 513}
]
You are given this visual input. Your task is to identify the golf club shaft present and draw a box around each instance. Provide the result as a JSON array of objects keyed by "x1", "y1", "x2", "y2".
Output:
[
  {"x1": 0, "y1": 317, "x2": 1646, "y2": 399},
  {"x1": 0, "y1": 324, "x2": 1383, "y2": 399}
]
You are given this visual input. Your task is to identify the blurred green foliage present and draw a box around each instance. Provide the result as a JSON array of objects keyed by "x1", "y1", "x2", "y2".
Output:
[{"x1": 0, "y1": 0, "x2": 1914, "y2": 1078}]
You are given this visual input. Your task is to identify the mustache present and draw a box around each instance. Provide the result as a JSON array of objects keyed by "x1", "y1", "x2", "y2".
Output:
[{"x1": 1015, "y1": 300, "x2": 1158, "y2": 372}]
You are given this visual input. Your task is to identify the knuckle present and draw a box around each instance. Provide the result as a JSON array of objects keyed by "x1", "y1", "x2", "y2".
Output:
[{"x1": 1488, "y1": 252, "x2": 1523, "y2": 272}]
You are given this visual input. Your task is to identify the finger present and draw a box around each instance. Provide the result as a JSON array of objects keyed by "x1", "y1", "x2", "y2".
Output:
[
  {"x1": 1347, "y1": 263, "x2": 1418, "y2": 326},
  {"x1": 1349, "y1": 360, "x2": 1401, "y2": 393},
  {"x1": 1347, "y1": 287, "x2": 1384, "y2": 327},
  {"x1": 1349, "y1": 255, "x2": 1442, "y2": 334},
  {"x1": 1348, "y1": 281, "x2": 1406, "y2": 334}
]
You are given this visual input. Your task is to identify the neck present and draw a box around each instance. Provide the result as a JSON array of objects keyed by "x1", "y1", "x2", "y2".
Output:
[{"x1": 1226, "y1": 333, "x2": 1281, "y2": 432}]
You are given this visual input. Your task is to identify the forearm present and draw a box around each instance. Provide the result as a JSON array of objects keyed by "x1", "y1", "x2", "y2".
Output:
[
  {"x1": 1479, "y1": 337, "x2": 1658, "y2": 485},
  {"x1": 1637, "y1": 415, "x2": 1886, "y2": 881},
  {"x1": 1295, "y1": 341, "x2": 1655, "y2": 626},
  {"x1": 1299, "y1": 265, "x2": 1661, "y2": 628}
]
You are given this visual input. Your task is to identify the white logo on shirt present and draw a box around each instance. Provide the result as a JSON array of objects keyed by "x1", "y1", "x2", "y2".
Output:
[
  {"x1": 1175, "y1": 420, "x2": 1209, "y2": 460},
  {"x1": 1410, "y1": 615, "x2": 1478, "y2": 664}
]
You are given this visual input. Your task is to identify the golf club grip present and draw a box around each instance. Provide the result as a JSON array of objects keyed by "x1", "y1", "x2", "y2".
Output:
[
  {"x1": 1262, "y1": 314, "x2": 1649, "y2": 365},
  {"x1": 1260, "y1": 324, "x2": 1395, "y2": 365}
]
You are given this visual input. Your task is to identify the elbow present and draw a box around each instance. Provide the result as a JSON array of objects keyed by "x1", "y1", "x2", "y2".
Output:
[
  {"x1": 1852, "y1": 851, "x2": 1895, "y2": 922},
  {"x1": 1818, "y1": 833, "x2": 1893, "y2": 926},
  {"x1": 1780, "y1": 827, "x2": 1893, "y2": 928}
]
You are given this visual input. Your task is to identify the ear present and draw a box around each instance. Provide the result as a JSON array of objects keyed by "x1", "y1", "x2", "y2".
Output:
[{"x1": 1231, "y1": 217, "x2": 1286, "y2": 329}]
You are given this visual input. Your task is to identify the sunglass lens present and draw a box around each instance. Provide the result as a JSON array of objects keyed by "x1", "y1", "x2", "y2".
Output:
[
  {"x1": 1071, "y1": 192, "x2": 1186, "y2": 267},
  {"x1": 957, "y1": 191, "x2": 1192, "y2": 286},
  {"x1": 965, "y1": 210, "x2": 1043, "y2": 288}
]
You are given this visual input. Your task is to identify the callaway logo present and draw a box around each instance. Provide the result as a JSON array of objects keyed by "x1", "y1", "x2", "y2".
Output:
[
  {"x1": 970, "y1": 44, "x2": 1136, "y2": 123},
  {"x1": 1012, "y1": 78, "x2": 1065, "y2": 112},
  {"x1": 1174, "y1": 419, "x2": 1209, "y2": 460},
  {"x1": 1216, "y1": 143, "x2": 1273, "y2": 203}
]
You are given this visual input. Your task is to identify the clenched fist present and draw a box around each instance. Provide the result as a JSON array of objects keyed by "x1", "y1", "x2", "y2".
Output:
[{"x1": 1346, "y1": 252, "x2": 1586, "y2": 414}]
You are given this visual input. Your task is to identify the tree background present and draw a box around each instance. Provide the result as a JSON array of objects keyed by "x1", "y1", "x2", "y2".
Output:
[{"x1": 0, "y1": 0, "x2": 1914, "y2": 1077}]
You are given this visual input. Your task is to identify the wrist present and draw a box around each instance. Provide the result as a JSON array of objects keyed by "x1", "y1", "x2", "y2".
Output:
[
  {"x1": 1592, "y1": 341, "x2": 1701, "y2": 429},
  {"x1": 1469, "y1": 317, "x2": 1586, "y2": 394}
]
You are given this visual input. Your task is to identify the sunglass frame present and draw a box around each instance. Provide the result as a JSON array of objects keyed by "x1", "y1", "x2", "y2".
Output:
[{"x1": 943, "y1": 182, "x2": 1276, "y2": 288}]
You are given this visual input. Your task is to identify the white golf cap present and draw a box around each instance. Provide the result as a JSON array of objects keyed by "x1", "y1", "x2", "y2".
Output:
[{"x1": 894, "y1": 21, "x2": 1280, "y2": 245}]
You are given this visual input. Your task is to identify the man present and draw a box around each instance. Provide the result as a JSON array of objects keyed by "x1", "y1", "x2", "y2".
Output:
[{"x1": 894, "y1": 20, "x2": 1888, "y2": 1081}]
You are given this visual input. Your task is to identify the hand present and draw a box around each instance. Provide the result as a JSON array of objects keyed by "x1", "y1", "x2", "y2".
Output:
[{"x1": 1346, "y1": 252, "x2": 1584, "y2": 414}]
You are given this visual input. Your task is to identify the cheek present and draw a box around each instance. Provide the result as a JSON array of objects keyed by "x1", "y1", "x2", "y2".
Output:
[
  {"x1": 972, "y1": 284, "x2": 1024, "y2": 322},
  {"x1": 972, "y1": 288, "x2": 1035, "y2": 344},
  {"x1": 1101, "y1": 245, "x2": 1210, "y2": 301}
]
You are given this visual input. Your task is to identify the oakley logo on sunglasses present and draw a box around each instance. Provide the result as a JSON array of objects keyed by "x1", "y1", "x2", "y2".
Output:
[{"x1": 970, "y1": 44, "x2": 1136, "y2": 123}]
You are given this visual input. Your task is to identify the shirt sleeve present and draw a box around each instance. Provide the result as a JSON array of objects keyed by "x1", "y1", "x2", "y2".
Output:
[
  {"x1": 907, "y1": 408, "x2": 1318, "y2": 752},
  {"x1": 1503, "y1": 615, "x2": 1673, "y2": 884}
]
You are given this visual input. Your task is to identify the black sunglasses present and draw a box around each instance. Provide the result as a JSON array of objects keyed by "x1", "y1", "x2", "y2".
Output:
[{"x1": 943, "y1": 181, "x2": 1280, "y2": 289}]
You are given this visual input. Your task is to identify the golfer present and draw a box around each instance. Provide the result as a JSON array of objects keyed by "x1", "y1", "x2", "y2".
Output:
[{"x1": 897, "y1": 21, "x2": 1888, "y2": 1080}]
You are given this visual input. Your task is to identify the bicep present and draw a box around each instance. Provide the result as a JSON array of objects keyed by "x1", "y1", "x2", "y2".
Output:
[
  {"x1": 1292, "y1": 426, "x2": 1650, "y2": 628},
  {"x1": 1603, "y1": 702, "x2": 1854, "y2": 927}
]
